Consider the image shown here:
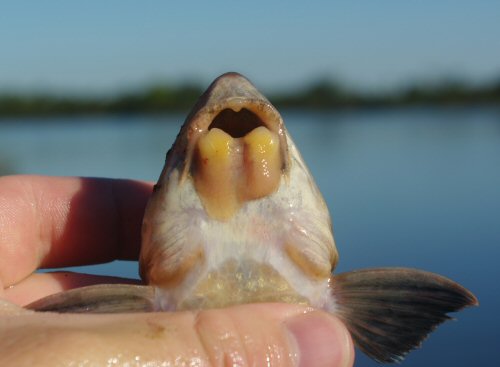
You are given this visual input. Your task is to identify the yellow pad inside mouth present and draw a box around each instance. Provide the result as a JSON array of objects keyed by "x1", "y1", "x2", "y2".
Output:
[
  {"x1": 194, "y1": 126, "x2": 281, "y2": 221},
  {"x1": 242, "y1": 126, "x2": 281, "y2": 200}
]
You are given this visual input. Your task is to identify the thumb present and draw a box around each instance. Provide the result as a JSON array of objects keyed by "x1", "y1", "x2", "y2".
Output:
[
  {"x1": 192, "y1": 303, "x2": 354, "y2": 367},
  {"x1": 1, "y1": 303, "x2": 354, "y2": 367}
]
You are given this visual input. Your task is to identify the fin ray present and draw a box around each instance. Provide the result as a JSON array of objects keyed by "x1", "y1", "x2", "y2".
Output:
[{"x1": 25, "y1": 284, "x2": 155, "y2": 314}]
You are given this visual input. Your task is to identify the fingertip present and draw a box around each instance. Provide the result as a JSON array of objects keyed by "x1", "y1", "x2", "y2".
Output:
[{"x1": 285, "y1": 311, "x2": 354, "y2": 367}]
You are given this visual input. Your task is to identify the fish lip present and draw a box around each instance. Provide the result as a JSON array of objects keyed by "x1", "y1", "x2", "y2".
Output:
[{"x1": 188, "y1": 98, "x2": 284, "y2": 138}]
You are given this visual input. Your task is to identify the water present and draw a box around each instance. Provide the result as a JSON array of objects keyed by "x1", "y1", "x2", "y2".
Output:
[{"x1": 1, "y1": 107, "x2": 498, "y2": 366}]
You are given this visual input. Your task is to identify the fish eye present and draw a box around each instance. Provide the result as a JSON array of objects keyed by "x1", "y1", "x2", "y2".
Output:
[{"x1": 209, "y1": 108, "x2": 265, "y2": 138}]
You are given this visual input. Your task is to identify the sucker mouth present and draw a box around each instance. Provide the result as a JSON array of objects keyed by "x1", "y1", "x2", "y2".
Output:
[{"x1": 168, "y1": 73, "x2": 290, "y2": 221}]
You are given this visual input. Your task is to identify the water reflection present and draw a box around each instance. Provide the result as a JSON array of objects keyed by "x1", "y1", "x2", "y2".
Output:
[{"x1": 0, "y1": 107, "x2": 498, "y2": 366}]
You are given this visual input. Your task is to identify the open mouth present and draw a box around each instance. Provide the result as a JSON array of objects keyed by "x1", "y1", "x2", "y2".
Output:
[{"x1": 209, "y1": 108, "x2": 265, "y2": 138}]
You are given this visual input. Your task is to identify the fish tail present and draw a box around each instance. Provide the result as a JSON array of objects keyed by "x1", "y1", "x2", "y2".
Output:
[{"x1": 329, "y1": 268, "x2": 478, "y2": 363}]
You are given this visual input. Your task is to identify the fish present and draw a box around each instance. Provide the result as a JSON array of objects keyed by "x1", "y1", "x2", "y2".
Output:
[{"x1": 26, "y1": 72, "x2": 478, "y2": 363}]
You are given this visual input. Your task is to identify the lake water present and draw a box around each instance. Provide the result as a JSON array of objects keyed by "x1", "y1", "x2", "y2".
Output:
[{"x1": 0, "y1": 107, "x2": 498, "y2": 366}]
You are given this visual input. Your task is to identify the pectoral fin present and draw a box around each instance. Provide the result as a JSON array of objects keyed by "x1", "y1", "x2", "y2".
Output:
[
  {"x1": 330, "y1": 268, "x2": 478, "y2": 363},
  {"x1": 25, "y1": 284, "x2": 155, "y2": 314}
]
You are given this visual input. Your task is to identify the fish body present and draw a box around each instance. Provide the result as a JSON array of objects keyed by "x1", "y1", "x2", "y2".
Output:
[
  {"x1": 27, "y1": 72, "x2": 477, "y2": 363},
  {"x1": 140, "y1": 73, "x2": 336, "y2": 311}
]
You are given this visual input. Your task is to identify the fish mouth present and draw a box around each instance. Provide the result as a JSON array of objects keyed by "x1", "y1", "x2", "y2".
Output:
[
  {"x1": 184, "y1": 72, "x2": 288, "y2": 150},
  {"x1": 209, "y1": 108, "x2": 266, "y2": 138},
  {"x1": 177, "y1": 73, "x2": 290, "y2": 220}
]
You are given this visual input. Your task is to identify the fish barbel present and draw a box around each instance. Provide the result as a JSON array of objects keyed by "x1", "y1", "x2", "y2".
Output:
[{"x1": 27, "y1": 72, "x2": 478, "y2": 363}]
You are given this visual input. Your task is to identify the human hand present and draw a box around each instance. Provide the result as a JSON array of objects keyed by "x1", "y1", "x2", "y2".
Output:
[{"x1": 0, "y1": 175, "x2": 354, "y2": 366}]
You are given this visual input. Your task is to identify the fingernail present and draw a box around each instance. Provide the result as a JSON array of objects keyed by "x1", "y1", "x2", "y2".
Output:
[{"x1": 285, "y1": 311, "x2": 353, "y2": 367}]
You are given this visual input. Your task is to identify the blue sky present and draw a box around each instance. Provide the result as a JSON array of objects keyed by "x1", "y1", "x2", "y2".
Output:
[{"x1": 1, "y1": 1, "x2": 499, "y2": 93}]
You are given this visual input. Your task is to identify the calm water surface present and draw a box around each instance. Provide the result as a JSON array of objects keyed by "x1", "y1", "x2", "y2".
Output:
[{"x1": 0, "y1": 107, "x2": 498, "y2": 366}]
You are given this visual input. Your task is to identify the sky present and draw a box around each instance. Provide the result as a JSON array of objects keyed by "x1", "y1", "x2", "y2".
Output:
[{"x1": 1, "y1": 1, "x2": 499, "y2": 94}]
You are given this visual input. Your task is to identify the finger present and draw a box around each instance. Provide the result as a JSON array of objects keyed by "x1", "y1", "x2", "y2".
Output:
[
  {"x1": 3, "y1": 272, "x2": 142, "y2": 306},
  {"x1": 0, "y1": 304, "x2": 354, "y2": 367},
  {"x1": 0, "y1": 175, "x2": 153, "y2": 286}
]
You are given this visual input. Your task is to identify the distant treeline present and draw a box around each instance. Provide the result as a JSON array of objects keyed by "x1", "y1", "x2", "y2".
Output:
[{"x1": 1, "y1": 78, "x2": 499, "y2": 118}]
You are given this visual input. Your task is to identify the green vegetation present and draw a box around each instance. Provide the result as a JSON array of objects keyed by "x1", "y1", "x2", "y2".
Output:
[
  {"x1": 0, "y1": 84, "x2": 202, "y2": 117},
  {"x1": 272, "y1": 78, "x2": 500, "y2": 109},
  {"x1": 1, "y1": 78, "x2": 499, "y2": 118}
]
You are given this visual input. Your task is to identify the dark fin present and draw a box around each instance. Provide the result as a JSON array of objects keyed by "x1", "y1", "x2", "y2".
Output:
[
  {"x1": 330, "y1": 268, "x2": 478, "y2": 363},
  {"x1": 25, "y1": 284, "x2": 156, "y2": 314}
]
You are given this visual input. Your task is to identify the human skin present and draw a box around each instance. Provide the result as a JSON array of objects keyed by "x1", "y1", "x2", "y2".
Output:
[{"x1": 0, "y1": 175, "x2": 354, "y2": 367}]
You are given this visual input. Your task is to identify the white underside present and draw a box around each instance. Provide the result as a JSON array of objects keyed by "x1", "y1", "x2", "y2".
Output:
[{"x1": 146, "y1": 139, "x2": 337, "y2": 312}]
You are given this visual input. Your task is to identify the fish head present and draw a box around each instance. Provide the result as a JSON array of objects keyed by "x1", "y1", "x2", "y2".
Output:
[{"x1": 140, "y1": 72, "x2": 338, "y2": 310}]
